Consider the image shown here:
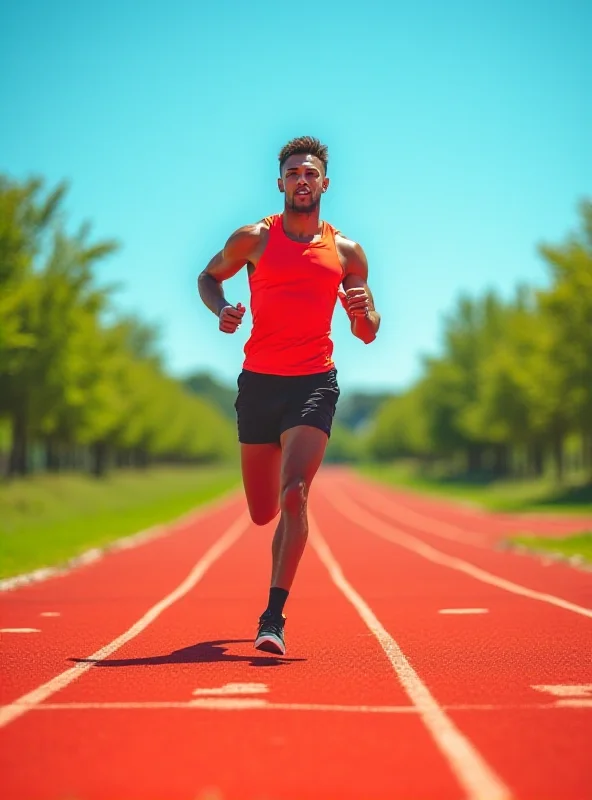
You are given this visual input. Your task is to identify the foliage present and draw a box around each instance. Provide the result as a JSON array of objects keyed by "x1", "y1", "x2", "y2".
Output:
[
  {"x1": 325, "y1": 421, "x2": 367, "y2": 463},
  {"x1": 366, "y1": 200, "x2": 592, "y2": 481},
  {"x1": 335, "y1": 391, "x2": 394, "y2": 430},
  {"x1": 183, "y1": 371, "x2": 237, "y2": 419},
  {"x1": 0, "y1": 175, "x2": 236, "y2": 476}
]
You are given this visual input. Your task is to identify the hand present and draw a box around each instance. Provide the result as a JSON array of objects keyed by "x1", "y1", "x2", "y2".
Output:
[
  {"x1": 219, "y1": 302, "x2": 245, "y2": 333},
  {"x1": 344, "y1": 287, "x2": 370, "y2": 318}
]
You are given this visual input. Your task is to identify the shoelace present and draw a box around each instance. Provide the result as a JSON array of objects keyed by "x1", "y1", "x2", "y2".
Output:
[{"x1": 259, "y1": 618, "x2": 284, "y2": 638}]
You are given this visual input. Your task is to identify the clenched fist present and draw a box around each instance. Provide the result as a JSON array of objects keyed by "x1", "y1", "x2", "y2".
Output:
[
  {"x1": 343, "y1": 287, "x2": 370, "y2": 318},
  {"x1": 219, "y1": 302, "x2": 245, "y2": 333}
]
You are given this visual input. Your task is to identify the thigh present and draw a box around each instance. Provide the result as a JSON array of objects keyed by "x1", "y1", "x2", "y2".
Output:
[
  {"x1": 241, "y1": 443, "x2": 282, "y2": 525},
  {"x1": 280, "y1": 425, "x2": 329, "y2": 490}
]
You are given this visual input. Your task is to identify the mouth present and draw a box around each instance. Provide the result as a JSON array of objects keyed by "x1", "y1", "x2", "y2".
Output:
[{"x1": 295, "y1": 187, "x2": 311, "y2": 196}]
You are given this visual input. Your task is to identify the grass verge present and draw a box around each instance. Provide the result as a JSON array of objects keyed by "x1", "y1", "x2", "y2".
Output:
[
  {"x1": 358, "y1": 461, "x2": 592, "y2": 514},
  {"x1": 0, "y1": 465, "x2": 241, "y2": 580},
  {"x1": 510, "y1": 532, "x2": 592, "y2": 565}
]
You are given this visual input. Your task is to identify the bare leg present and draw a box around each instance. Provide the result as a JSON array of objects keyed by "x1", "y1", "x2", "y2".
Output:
[
  {"x1": 254, "y1": 426, "x2": 327, "y2": 653},
  {"x1": 271, "y1": 425, "x2": 328, "y2": 590},
  {"x1": 271, "y1": 513, "x2": 285, "y2": 573},
  {"x1": 240, "y1": 442, "x2": 281, "y2": 525}
]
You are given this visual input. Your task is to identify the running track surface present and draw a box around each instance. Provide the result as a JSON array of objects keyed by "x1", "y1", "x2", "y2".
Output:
[{"x1": 1, "y1": 469, "x2": 591, "y2": 800}]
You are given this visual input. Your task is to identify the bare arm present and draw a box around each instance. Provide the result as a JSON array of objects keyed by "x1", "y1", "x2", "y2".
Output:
[
  {"x1": 197, "y1": 223, "x2": 263, "y2": 332},
  {"x1": 338, "y1": 238, "x2": 380, "y2": 344}
]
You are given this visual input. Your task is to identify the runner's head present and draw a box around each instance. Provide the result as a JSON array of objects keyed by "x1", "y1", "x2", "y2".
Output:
[{"x1": 278, "y1": 136, "x2": 329, "y2": 214}]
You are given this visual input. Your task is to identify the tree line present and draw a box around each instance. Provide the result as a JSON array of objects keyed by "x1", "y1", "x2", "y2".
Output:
[
  {"x1": 368, "y1": 201, "x2": 592, "y2": 481},
  {"x1": 0, "y1": 175, "x2": 236, "y2": 478}
]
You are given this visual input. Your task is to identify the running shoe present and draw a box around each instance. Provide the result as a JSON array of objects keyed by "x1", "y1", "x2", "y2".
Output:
[{"x1": 254, "y1": 612, "x2": 286, "y2": 655}]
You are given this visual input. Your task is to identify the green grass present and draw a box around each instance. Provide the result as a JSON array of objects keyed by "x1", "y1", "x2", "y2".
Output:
[
  {"x1": 0, "y1": 465, "x2": 241, "y2": 579},
  {"x1": 511, "y1": 532, "x2": 592, "y2": 564},
  {"x1": 358, "y1": 460, "x2": 592, "y2": 514}
]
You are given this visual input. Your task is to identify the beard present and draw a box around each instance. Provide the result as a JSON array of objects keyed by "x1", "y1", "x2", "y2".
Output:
[{"x1": 287, "y1": 194, "x2": 320, "y2": 214}]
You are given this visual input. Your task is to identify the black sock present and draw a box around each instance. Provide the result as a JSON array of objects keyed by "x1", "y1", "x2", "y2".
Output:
[{"x1": 265, "y1": 587, "x2": 289, "y2": 618}]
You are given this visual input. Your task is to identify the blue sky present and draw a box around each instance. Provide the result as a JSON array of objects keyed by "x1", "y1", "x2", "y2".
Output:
[{"x1": 1, "y1": 0, "x2": 590, "y2": 394}]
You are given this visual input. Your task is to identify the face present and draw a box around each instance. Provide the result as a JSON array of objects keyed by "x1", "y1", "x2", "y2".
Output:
[{"x1": 278, "y1": 154, "x2": 329, "y2": 214}]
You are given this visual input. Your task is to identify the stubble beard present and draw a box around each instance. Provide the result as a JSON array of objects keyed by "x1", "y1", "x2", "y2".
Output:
[{"x1": 287, "y1": 194, "x2": 320, "y2": 215}]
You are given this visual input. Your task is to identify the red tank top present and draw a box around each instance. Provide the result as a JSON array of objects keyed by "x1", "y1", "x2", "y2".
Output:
[{"x1": 243, "y1": 214, "x2": 344, "y2": 375}]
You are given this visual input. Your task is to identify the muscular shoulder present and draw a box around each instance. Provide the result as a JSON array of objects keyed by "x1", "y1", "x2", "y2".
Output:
[
  {"x1": 224, "y1": 220, "x2": 270, "y2": 261},
  {"x1": 334, "y1": 231, "x2": 368, "y2": 278}
]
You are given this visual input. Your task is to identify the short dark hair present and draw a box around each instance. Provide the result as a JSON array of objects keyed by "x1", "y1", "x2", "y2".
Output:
[{"x1": 278, "y1": 136, "x2": 328, "y2": 175}]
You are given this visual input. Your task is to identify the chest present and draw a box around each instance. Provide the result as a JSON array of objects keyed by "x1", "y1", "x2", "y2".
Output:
[{"x1": 250, "y1": 242, "x2": 343, "y2": 291}]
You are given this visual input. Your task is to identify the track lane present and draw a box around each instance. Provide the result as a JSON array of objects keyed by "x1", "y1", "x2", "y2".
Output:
[
  {"x1": 350, "y1": 470, "x2": 592, "y2": 541},
  {"x1": 0, "y1": 497, "x2": 245, "y2": 707},
  {"x1": 1, "y1": 497, "x2": 467, "y2": 799},
  {"x1": 312, "y1": 474, "x2": 592, "y2": 799},
  {"x1": 335, "y1": 472, "x2": 592, "y2": 608},
  {"x1": 2, "y1": 470, "x2": 590, "y2": 798}
]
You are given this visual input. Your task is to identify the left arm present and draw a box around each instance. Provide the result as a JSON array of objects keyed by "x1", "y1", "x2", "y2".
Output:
[{"x1": 337, "y1": 238, "x2": 381, "y2": 344}]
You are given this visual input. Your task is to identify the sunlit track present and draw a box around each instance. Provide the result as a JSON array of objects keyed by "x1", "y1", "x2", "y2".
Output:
[
  {"x1": 321, "y1": 480, "x2": 592, "y2": 620},
  {"x1": 2, "y1": 472, "x2": 591, "y2": 799},
  {"x1": 0, "y1": 511, "x2": 252, "y2": 730},
  {"x1": 335, "y1": 474, "x2": 491, "y2": 547},
  {"x1": 340, "y1": 471, "x2": 592, "y2": 544},
  {"x1": 309, "y1": 514, "x2": 512, "y2": 800}
]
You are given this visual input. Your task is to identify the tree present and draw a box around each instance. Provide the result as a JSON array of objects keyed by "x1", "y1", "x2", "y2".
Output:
[
  {"x1": 538, "y1": 200, "x2": 592, "y2": 478},
  {"x1": 0, "y1": 174, "x2": 238, "y2": 478},
  {"x1": 0, "y1": 177, "x2": 69, "y2": 473},
  {"x1": 183, "y1": 371, "x2": 237, "y2": 420},
  {"x1": 0, "y1": 189, "x2": 118, "y2": 475}
]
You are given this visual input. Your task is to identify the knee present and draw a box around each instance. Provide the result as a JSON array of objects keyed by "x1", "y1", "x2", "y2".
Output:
[
  {"x1": 280, "y1": 478, "x2": 308, "y2": 516},
  {"x1": 250, "y1": 506, "x2": 279, "y2": 527}
]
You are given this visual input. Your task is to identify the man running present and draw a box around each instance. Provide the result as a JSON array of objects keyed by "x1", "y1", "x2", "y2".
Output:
[{"x1": 198, "y1": 136, "x2": 380, "y2": 655}]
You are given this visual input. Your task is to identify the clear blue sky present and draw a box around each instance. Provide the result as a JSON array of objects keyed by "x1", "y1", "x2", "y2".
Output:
[{"x1": 1, "y1": 0, "x2": 590, "y2": 394}]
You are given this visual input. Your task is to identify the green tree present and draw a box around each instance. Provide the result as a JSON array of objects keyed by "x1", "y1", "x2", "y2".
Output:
[
  {"x1": 0, "y1": 177, "x2": 68, "y2": 473},
  {"x1": 1, "y1": 174, "x2": 238, "y2": 478},
  {"x1": 368, "y1": 385, "x2": 429, "y2": 460},
  {"x1": 0, "y1": 195, "x2": 118, "y2": 475},
  {"x1": 538, "y1": 200, "x2": 592, "y2": 478},
  {"x1": 183, "y1": 371, "x2": 237, "y2": 420}
]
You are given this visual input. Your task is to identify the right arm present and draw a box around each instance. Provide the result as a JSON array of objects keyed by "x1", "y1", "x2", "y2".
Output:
[{"x1": 197, "y1": 223, "x2": 262, "y2": 333}]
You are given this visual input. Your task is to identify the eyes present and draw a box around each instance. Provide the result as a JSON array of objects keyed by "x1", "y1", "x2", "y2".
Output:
[{"x1": 285, "y1": 170, "x2": 320, "y2": 180}]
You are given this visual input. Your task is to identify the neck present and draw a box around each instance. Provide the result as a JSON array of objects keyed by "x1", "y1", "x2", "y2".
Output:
[{"x1": 282, "y1": 206, "x2": 322, "y2": 241}]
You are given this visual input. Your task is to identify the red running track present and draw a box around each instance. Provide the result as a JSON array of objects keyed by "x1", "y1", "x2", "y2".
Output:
[{"x1": 1, "y1": 469, "x2": 591, "y2": 799}]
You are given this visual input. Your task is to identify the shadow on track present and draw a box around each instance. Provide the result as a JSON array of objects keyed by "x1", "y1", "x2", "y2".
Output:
[{"x1": 70, "y1": 639, "x2": 306, "y2": 668}]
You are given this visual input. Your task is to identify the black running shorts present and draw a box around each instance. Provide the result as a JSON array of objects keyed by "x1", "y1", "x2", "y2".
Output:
[{"x1": 234, "y1": 368, "x2": 340, "y2": 445}]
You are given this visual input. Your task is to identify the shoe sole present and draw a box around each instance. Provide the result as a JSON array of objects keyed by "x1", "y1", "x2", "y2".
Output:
[{"x1": 254, "y1": 634, "x2": 286, "y2": 656}]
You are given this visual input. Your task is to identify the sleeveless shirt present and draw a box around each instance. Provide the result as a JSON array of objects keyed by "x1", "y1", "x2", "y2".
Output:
[{"x1": 243, "y1": 214, "x2": 344, "y2": 375}]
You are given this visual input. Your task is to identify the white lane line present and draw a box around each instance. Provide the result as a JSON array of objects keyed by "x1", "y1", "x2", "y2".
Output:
[
  {"x1": 439, "y1": 609, "x2": 489, "y2": 615},
  {"x1": 325, "y1": 487, "x2": 592, "y2": 620},
  {"x1": 40, "y1": 612, "x2": 61, "y2": 617},
  {"x1": 532, "y1": 685, "x2": 592, "y2": 698},
  {"x1": 190, "y1": 699, "x2": 407, "y2": 712},
  {"x1": 308, "y1": 513, "x2": 512, "y2": 800},
  {"x1": 343, "y1": 477, "x2": 489, "y2": 547},
  {"x1": 556, "y1": 699, "x2": 592, "y2": 708},
  {"x1": 0, "y1": 512, "x2": 251, "y2": 730},
  {"x1": 0, "y1": 489, "x2": 242, "y2": 592},
  {"x1": 0, "y1": 700, "x2": 418, "y2": 713},
  {"x1": 6, "y1": 700, "x2": 588, "y2": 713},
  {"x1": 194, "y1": 683, "x2": 269, "y2": 696},
  {"x1": 1, "y1": 628, "x2": 41, "y2": 633}
]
